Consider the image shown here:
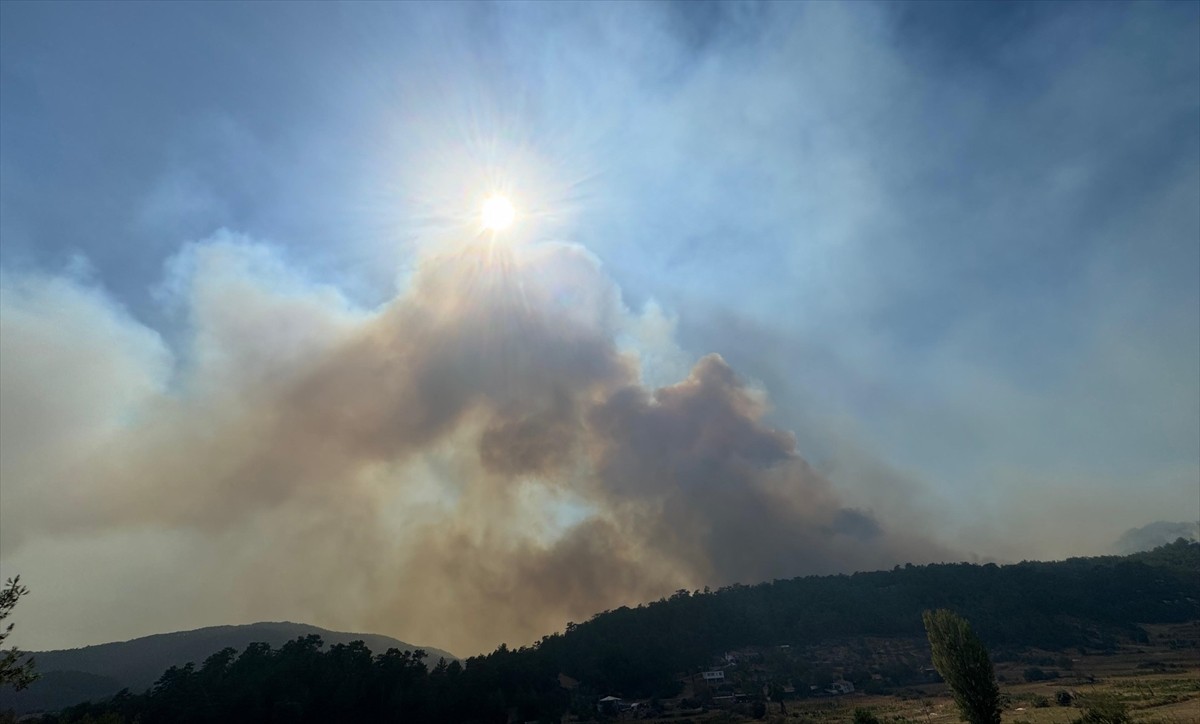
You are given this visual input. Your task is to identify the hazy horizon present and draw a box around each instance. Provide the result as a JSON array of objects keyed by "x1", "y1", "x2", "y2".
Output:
[{"x1": 1, "y1": 1, "x2": 1197, "y2": 655}]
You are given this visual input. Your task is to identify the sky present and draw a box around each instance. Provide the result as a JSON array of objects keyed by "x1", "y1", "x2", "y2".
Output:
[{"x1": 1, "y1": 1, "x2": 1197, "y2": 655}]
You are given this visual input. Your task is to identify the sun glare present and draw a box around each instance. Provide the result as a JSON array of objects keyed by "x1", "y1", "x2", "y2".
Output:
[{"x1": 481, "y1": 195, "x2": 516, "y2": 231}]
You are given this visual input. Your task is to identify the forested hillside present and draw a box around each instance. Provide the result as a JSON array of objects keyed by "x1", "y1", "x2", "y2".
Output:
[
  {"x1": 0, "y1": 622, "x2": 454, "y2": 715},
  {"x1": 24, "y1": 540, "x2": 1200, "y2": 723},
  {"x1": 529, "y1": 539, "x2": 1200, "y2": 698}
]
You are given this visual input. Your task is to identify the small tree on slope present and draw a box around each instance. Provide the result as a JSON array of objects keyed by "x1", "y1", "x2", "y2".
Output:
[
  {"x1": 922, "y1": 609, "x2": 1000, "y2": 724},
  {"x1": 0, "y1": 576, "x2": 37, "y2": 691}
]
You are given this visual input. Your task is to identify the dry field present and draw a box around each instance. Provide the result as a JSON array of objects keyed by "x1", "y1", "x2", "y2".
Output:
[{"x1": 630, "y1": 622, "x2": 1200, "y2": 724}]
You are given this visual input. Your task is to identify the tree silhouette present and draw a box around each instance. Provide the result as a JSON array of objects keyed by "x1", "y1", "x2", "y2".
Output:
[
  {"x1": 0, "y1": 576, "x2": 37, "y2": 691},
  {"x1": 923, "y1": 609, "x2": 1000, "y2": 724}
]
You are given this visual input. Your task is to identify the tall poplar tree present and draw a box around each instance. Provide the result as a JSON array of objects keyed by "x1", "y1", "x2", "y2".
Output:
[{"x1": 922, "y1": 609, "x2": 1000, "y2": 724}]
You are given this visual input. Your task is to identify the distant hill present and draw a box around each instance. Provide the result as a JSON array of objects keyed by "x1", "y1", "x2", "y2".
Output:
[
  {"x1": 0, "y1": 621, "x2": 455, "y2": 714},
  {"x1": 0, "y1": 671, "x2": 123, "y2": 715}
]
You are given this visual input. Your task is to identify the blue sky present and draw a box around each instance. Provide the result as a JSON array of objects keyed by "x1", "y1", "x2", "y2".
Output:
[{"x1": 1, "y1": 1, "x2": 1197, "y2": 652}]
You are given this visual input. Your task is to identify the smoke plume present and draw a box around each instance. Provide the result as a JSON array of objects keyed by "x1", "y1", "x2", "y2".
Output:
[{"x1": 0, "y1": 233, "x2": 948, "y2": 654}]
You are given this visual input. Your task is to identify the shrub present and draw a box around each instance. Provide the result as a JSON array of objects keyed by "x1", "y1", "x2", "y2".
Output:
[
  {"x1": 1074, "y1": 693, "x2": 1131, "y2": 724},
  {"x1": 853, "y1": 708, "x2": 882, "y2": 724}
]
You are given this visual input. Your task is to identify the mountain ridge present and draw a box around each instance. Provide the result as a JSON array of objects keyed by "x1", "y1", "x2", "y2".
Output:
[{"x1": 0, "y1": 621, "x2": 455, "y2": 714}]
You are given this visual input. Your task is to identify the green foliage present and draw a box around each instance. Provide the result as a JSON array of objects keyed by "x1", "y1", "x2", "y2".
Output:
[
  {"x1": 853, "y1": 707, "x2": 883, "y2": 724},
  {"x1": 0, "y1": 577, "x2": 37, "y2": 691},
  {"x1": 1056, "y1": 690, "x2": 1075, "y2": 706},
  {"x1": 1073, "y1": 693, "x2": 1132, "y2": 724},
  {"x1": 922, "y1": 609, "x2": 1000, "y2": 724}
]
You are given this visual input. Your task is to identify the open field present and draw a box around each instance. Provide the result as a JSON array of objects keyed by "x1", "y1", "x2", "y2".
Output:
[
  {"x1": 775, "y1": 672, "x2": 1200, "y2": 724},
  {"x1": 610, "y1": 622, "x2": 1200, "y2": 724}
]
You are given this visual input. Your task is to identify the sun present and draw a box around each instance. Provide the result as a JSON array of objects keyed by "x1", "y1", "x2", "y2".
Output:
[{"x1": 481, "y1": 194, "x2": 516, "y2": 231}]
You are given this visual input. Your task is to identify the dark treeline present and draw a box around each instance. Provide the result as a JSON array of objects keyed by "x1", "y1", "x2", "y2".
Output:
[
  {"x1": 529, "y1": 540, "x2": 1199, "y2": 698},
  {"x1": 46, "y1": 638, "x2": 567, "y2": 724},
  {"x1": 36, "y1": 540, "x2": 1199, "y2": 724}
]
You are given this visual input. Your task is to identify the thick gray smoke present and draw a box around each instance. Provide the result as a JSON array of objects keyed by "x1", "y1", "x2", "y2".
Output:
[
  {"x1": 1113, "y1": 520, "x2": 1200, "y2": 554},
  {"x1": 0, "y1": 234, "x2": 949, "y2": 654}
]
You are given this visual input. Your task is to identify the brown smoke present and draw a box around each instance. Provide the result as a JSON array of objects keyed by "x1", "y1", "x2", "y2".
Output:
[{"x1": 0, "y1": 237, "x2": 949, "y2": 654}]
